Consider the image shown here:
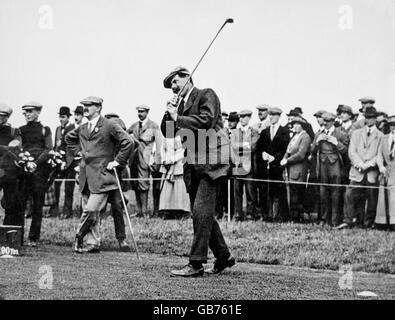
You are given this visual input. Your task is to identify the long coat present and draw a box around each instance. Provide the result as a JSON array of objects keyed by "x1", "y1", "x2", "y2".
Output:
[
  {"x1": 127, "y1": 118, "x2": 162, "y2": 191},
  {"x1": 230, "y1": 126, "x2": 259, "y2": 176},
  {"x1": 348, "y1": 126, "x2": 384, "y2": 183},
  {"x1": 255, "y1": 125, "x2": 290, "y2": 180},
  {"x1": 375, "y1": 134, "x2": 395, "y2": 225},
  {"x1": 283, "y1": 130, "x2": 311, "y2": 181},
  {"x1": 160, "y1": 87, "x2": 230, "y2": 191},
  {"x1": 65, "y1": 116, "x2": 133, "y2": 193}
]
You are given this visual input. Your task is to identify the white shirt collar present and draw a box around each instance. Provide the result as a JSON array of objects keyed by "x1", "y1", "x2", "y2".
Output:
[
  {"x1": 240, "y1": 124, "x2": 250, "y2": 133},
  {"x1": 366, "y1": 125, "x2": 377, "y2": 134},
  {"x1": 140, "y1": 118, "x2": 149, "y2": 127},
  {"x1": 325, "y1": 125, "x2": 335, "y2": 135},
  {"x1": 88, "y1": 115, "x2": 100, "y2": 128},
  {"x1": 183, "y1": 86, "x2": 194, "y2": 105},
  {"x1": 342, "y1": 120, "x2": 352, "y2": 131}
]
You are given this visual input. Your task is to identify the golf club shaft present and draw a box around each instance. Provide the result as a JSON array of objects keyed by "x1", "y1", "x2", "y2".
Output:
[{"x1": 113, "y1": 168, "x2": 140, "y2": 260}]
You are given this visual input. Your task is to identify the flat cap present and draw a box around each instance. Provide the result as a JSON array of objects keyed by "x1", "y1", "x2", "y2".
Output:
[
  {"x1": 136, "y1": 104, "x2": 150, "y2": 111},
  {"x1": 239, "y1": 109, "x2": 253, "y2": 117},
  {"x1": 256, "y1": 104, "x2": 270, "y2": 111},
  {"x1": 322, "y1": 112, "x2": 336, "y2": 121},
  {"x1": 221, "y1": 111, "x2": 229, "y2": 117},
  {"x1": 74, "y1": 106, "x2": 84, "y2": 114},
  {"x1": 313, "y1": 110, "x2": 327, "y2": 118},
  {"x1": 22, "y1": 101, "x2": 43, "y2": 111},
  {"x1": 80, "y1": 96, "x2": 103, "y2": 105},
  {"x1": 388, "y1": 115, "x2": 395, "y2": 124},
  {"x1": 104, "y1": 113, "x2": 120, "y2": 119},
  {"x1": 290, "y1": 116, "x2": 306, "y2": 125},
  {"x1": 269, "y1": 107, "x2": 283, "y2": 115},
  {"x1": 288, "y1": 107, "x2": 303, "y2": 115},
  {"x1": 340, "y1": 105, "x2": 354, "y2": 115},
  {"x1": 163, "y1": 66, "x2": 191, "y2": 89},
  {"x1": 358, "y1": 96, "x2": 375, "y2": 104},
  {"x1": 0, "y1": 103, "x2": 13, "y2": 116}
]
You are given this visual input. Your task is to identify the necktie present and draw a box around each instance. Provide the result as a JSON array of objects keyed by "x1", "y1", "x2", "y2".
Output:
[
  {"x1": 88, "y1": 122, "x2": 92, "y2": 134},
  {"x1": 178, "y1": 99, "x2": 185, "y2": 115},
  {"x1": 367, "y1": 128, "x2": 371, "y2": 137},
  {"x1": 270, "y1": 125, "x2": 274, "y2": 140},
  {"x1": 138, "y1": 121, "x2": 143, "y2": 136}
]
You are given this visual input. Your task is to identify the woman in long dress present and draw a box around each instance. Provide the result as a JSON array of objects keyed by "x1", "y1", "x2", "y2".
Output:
[
  {"x1": 159, "y1": 136, "x2": 190, "y2": 219},
  {"x1": 376, "y1": 115, "x2": 395, "y2": 231}
]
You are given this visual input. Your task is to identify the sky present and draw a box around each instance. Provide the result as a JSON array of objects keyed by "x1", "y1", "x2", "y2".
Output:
[{"x1": 1, "y1": 0, "x2": 395, "y2": 131}]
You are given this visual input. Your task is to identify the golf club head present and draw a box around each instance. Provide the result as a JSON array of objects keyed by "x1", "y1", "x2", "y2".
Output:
[{"x1": 225, "y1": 18, "x2": 234, "y2": 24}]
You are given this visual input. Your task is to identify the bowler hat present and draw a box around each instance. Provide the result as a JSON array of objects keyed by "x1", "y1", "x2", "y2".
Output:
[
  {"x1": 0, "y1": 103, "x2": 13, "y2": 116},
  {"x1": 221, "y1": 111, "x2": 229, "y2": 117},
  {"x1": 74, "y1": 106, "x2": 84, "y2": 115},
  {"x1": 58, "y1": 106, "x2": 71, "y2": 116},
  {"x1": 364, "y1": 106, "x2": 378, "y2": 118},
  {"x1": 359, "y1": 96, "x2": 375, "y2": 104},
  {"x1": 22, "y1": 101, "x2": 43, "y2": 111},
  {"x1": 163, "y1": 66, "x2": 191, "y2": 89},
  {"x1": 228, "y1": 112, "x2": 239, "y2": 122},
  {"x1": 104, "y1": 113, "x2": 120, "y2": 119}
]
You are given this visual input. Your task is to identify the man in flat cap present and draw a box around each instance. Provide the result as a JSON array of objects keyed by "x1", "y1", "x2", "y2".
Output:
[
  {"x1": 311, "y1": 112, "x2": 349, "y2": 227},
  {"x1": 352, "y1": 96, "x2": 376, "y2": 131},
  {"x1": 280, "y1": 117, "x2": 312, "y2": 222},
  {"x1": 252, "y1": 105, "x2": 271, "y2": 134},
  {"x1": 231, "y1": 110, "x2": 259, "y2": 221},
  {"x1": 66, "y1": 96, "x2": 134, "y2": 253},
  {"x1": 19, "y1": 102, "x2": 53, "y2": 247},
  {"x1": 0, "y1": 104, "x2": 24, "y2": 230},
  {"x1": 127, "y1": 105, "x2": 162, "y2": 217},
  {"x1": 47, "y1": 106, "x2": 76, "y2": 219},
  {"x1": 161, "y1": 66, "x2": 235, "y2": 277},
  {"x1": 337, "y1": 106, "x2": 383, "y2": 230},
  {"x1": 255, "y1": 107, "x2": 290, "y2": 221}
]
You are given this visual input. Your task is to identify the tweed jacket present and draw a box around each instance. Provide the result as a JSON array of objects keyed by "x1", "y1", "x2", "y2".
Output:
[
  {"x1": 283, "y1": 130, "x2": 311, "y2": 180},
  {"x1": 348, "y1": 126, "x2": 384, "y2": 183},
  {"x1": 65, "y1": 116, "x2": 133, "y2": 193}
]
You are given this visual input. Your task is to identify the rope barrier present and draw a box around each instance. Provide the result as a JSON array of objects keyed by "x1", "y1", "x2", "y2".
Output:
[{"x1": 54, "y1": 176, "x2": 395, "y2": 189}]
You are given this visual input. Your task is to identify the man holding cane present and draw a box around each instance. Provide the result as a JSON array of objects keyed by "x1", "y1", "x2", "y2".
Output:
[{"x1": 66, "y1": 96, "x2": 133, "y2": 253}]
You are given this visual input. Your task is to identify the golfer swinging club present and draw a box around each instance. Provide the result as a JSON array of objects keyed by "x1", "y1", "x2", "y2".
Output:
[{"x1": 161, "y1": 67, "x2": 235, "y2": 277}]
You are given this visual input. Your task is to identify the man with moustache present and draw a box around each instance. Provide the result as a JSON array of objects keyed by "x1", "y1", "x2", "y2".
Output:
[
  {"x1": 161, "y1": 66, "x2": 235, "y2": 277},
  {"x1": 66, "y1": 96, "x2": 133, "y2": 253}
]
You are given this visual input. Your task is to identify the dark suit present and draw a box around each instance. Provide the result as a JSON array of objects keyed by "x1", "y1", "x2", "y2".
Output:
[
  {"x1": 231, "y1": 126, "x2": 259, "y2": 220},
  {"x1": 256, "y1": 124, "x2": 290, "y2": 221},
  {"x1": 66, "y1": 116, "x2": 133, "y2": 246},
  {"x1": 161, "y1": 87, "x2": 231, "y2": 265},
  {"x1": 50, "y1": 122, "x2": 76, "y2": 217},
  {"x1": 311, "y1": 126, "x2": 349, "y2": 226}
]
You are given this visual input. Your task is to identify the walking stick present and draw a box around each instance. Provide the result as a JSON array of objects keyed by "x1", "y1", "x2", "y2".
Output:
[
  {"x1": 113, "y1": 168, "x2": 140, "y2": 259},
  {"x1": 283, "y1": 168, "x2": 291, "y2": 213},
  {"x1": 267, "y1": 161, "x2": 270, "y2": 218},
  {"x1": 383, "y1": 175, "x2": 391, "y2": 229}
]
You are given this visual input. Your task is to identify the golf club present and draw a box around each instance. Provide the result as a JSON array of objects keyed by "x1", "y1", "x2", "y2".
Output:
[{"x1": 165, "y1": 18, "x2": 234, "y2": 115}]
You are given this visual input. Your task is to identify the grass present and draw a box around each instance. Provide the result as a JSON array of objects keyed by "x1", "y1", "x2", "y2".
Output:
[{"x1": 31, "y1": 215, "x2": 395, "y2": 274}]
